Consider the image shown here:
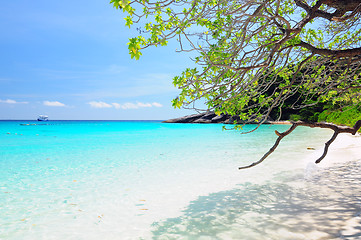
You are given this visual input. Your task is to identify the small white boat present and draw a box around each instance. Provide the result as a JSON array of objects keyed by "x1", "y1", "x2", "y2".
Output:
[{"x1": 37, "y1": 115, "x2": 49, "y2": 121}]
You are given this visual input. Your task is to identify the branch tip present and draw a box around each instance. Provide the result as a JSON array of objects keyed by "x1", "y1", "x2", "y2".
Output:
[
  {"x1": 352, "y1": 120, "x2": 361, "y2": 135},
  {"x1": 239, "y1": 120, "x2": 361, "y2": 169}
]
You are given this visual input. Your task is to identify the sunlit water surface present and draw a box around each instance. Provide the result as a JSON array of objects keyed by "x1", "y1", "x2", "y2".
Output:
[{"x1": 0, "y1": 121, "x2": 360, "y2": 239}]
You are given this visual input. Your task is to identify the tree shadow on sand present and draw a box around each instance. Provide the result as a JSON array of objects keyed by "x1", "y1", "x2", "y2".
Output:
[{"x1": 151, "y1": 161, "x2": 361, "y2": 240}]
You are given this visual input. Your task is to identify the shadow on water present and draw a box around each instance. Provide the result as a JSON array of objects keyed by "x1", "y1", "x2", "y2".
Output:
[{"x1": 151, "y1": 161, "x2": 361, "y2": 240}]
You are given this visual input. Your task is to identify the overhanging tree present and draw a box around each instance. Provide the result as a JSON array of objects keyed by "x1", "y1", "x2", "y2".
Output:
[{"x1": 111, "y1": 0, "x2": 361, "y2": 167}]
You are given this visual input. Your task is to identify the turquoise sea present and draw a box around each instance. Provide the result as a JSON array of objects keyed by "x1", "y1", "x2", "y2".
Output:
[{"x1": 1, "y1": 121, "x2": 360, "y2": 239}]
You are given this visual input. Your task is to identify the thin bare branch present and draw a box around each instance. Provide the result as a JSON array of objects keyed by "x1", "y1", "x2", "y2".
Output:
[{"x1": 239, "y1": 120, "x2": 361, "y2": 169}]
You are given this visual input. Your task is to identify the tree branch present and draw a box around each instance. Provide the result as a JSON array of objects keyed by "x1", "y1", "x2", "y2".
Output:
[
  {"x1": 239, "y1": 120, "x2": 361, "y2": 170},
  {"x1": 315, "y1": 130, "x2": 338, "y2": 163},
  {"x1": 297, "y1": 41, "x2": 361, "y2": 58},
  {"x1": 332, "y1": 3, "x2": 361, "y2": 22}
]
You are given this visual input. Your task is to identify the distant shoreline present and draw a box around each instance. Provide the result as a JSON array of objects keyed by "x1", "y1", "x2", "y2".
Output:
[
  {"x1": 162, "y1": 111, "x2": 294, "y2": 124},
  {"x1": 0, "y1": 119, "x2": 164, "y2": 122}
]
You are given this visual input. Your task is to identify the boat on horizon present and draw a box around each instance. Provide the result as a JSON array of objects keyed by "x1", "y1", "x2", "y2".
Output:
[{"x1": 37, "y1": 115, "x2": 49, "y2": 121}]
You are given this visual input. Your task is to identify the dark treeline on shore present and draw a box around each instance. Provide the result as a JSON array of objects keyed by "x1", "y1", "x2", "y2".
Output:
[{"x1": 163, "y1": 104, "x2": 361, "y2": 128}]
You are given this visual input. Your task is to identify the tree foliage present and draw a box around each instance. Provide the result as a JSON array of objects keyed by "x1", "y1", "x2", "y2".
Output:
[
  {"x1": 111, "y1": 0, "x2": 361, "y2": 125},
  {"x1": 318, "y1": 103, "x2": 361, "y2": 128},
  {"x1": 111, "y1": 0, "x2": 361, "y2": 165}
]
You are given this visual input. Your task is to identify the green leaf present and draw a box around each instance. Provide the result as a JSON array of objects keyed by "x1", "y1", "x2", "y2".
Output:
[{"x1": 124, "y1": 16, "x2": 133, "y2": 28}]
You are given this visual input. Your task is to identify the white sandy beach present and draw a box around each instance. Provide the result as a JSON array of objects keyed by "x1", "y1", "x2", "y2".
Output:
[
  {"x1": 312, "y1": 132, "x2": 361, "y2": 168},
  {"x1": 298, "y1": 132, "x2": 361, "y2": 240}
]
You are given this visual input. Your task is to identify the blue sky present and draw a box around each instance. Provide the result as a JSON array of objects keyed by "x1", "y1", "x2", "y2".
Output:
[{"x1": 0, "y1": 0, "x2": 196, "y2": 120}]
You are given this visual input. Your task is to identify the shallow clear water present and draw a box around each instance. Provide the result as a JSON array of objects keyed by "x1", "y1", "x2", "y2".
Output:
[{"x1": 0, "y1": 121, "x2": 360, "y2": 239}]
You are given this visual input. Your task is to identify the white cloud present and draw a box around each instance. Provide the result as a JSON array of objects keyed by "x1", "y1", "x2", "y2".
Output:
[
  {"x1": 112, "y1": 103, "x2": 121, "y2": 109},
  {"x1": 120, "y1": 102, "x2": 139, "y2": 109},
  {"x1": 119, "y1": 102, "x2": 161, "y2": 109},
  {"x1": 88, "y1": 101, "x2": 163, "y2": 110},
  {"x1": 88, "y1": 101, "x2": 112, "y2": 108},
  {"x1": 136, "y1": 102, "x2": 152, "y2": 108},
  {"x1": 152, "y1": 102, "x2": 163, "y2": 107},
  {"x1": 0, "y1": 99, "x2": 28, "y2": 104},
  {"x1": 43, "y1": 101, "x2": 66, "y2": 107}
]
